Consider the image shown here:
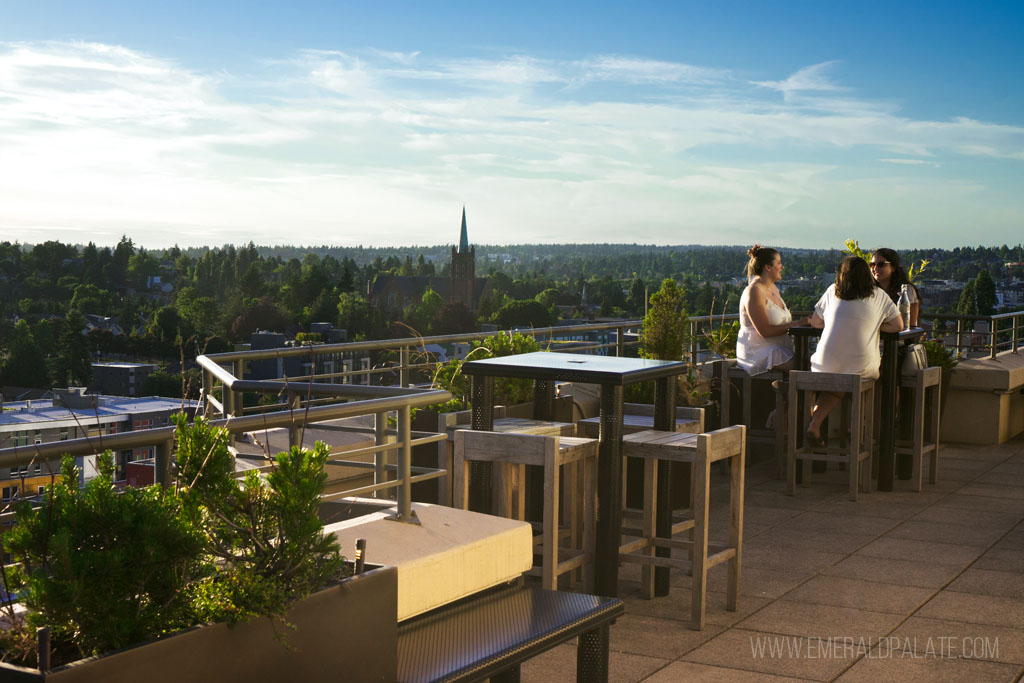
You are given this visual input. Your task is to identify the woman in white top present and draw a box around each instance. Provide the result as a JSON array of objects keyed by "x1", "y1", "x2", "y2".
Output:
[
  {"x1": 736, "y1": 245, "x2": 808, "y2": 375},
  {"x1": 806, "y1": 256, "x2": 903, "y2": 444},
  {"x1": 871, "y1": 248, "x2": 920, "y2": 327}
]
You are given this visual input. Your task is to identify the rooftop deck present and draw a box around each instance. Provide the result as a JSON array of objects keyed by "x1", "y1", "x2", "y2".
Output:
[{"x1": 522, "y1": 437, "x2": 1024, "y2": 682}]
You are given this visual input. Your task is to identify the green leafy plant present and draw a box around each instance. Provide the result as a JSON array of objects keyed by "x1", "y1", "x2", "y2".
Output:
[
  {"x1": 0, "y1": 416, "x2": 345, "y2": 668},
  {"x1": 921, "y1": 339, "x2": 958, "y2": 371},
  {"x1": 5, "y1": 454, "x2": 206, "y2": 663},
  {"x1": 428, "y1": 331, "x2": 542, "y2": 412},
  {"x1": 702, "y1": 297, "x2": 738, "y2": 360}
]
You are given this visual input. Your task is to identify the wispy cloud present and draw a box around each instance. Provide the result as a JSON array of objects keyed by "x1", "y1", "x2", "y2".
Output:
[{"x1": 1, "y1": 42, "x2": 1022, "y2": 249}]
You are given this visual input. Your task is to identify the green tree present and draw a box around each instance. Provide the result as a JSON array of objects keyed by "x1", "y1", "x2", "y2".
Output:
[
  {"x1": 493, "y1": 299, "x2": 553, "y2": 329},
  {"x1": 956, "y1": 281, "x2": 977, "y2": 316},
  {"x1": 70, "y1": 283, "x2": 113, "y2": 315},
  {"x1": 974, "y1": 270, "x2": 997, "y2": 316},
  {"x1": 0, "y1": 320, "x2": 50, "y2": 388},
  {"x1": 640, "y1": 278, "x2": 687, "y2": 361},
  {"x1": 56, "y1": 311, "x2": 92, "y2": 387}
]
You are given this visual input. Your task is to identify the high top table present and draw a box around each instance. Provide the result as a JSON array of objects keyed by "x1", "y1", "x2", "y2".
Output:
[
  {"x1": 789, "y1": 326, "x2": 924, "y2": 491},
  {"x1": 462, "y1": 351, "x2": 690, "y2": 598}
]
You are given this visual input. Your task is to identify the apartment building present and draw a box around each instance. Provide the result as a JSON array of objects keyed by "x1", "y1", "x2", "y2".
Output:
[{"x1": 0, "y1": 388, "x2": 196, "y2": 499}]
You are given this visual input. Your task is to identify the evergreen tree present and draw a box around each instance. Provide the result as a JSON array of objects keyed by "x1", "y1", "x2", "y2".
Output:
[
  {"x1": 57, "y1": 311, "x2": 92, "y2": 387},
  {"x1": 1, "y1": 320, "x2": 50, "y2": 388},
  {"x1": 639, "y1": 278, "x2": 687, "y2": 361},
  {"x1": 974, "y1": 270, "x2": 997, "y2": 316}
]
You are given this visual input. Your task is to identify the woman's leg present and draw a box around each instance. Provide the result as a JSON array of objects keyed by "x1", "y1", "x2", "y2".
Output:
[{"x1": 808, "y1": 391, "x2": 842, "y2": 439}]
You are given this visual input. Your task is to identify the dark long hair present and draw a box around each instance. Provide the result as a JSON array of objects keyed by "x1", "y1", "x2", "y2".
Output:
[
  {"x1": 835, "y1": 256, "x2": 876, "y2": 301},
  {"x1": 872, "y1": 248, "x2": 919, "y2": 304}
]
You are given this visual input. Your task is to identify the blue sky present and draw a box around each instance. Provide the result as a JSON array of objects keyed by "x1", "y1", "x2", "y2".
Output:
[{"x1": 2, "y1": 1, "x2": 1022, "y2": 250}]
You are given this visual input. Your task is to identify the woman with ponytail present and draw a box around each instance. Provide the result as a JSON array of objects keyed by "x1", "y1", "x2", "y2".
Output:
[{"x1": 736, "y1": 244, "x2": 808, "y2": 375}]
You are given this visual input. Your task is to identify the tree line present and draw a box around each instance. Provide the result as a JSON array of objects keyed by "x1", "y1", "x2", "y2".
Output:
[{"x1": 1, "y1": 238, "x2": 1020, "y2": 391}]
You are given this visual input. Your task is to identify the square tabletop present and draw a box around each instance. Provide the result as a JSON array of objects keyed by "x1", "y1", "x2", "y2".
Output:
[{"x1": 461, "y1": 351, "x2": 688, "y2": 385}]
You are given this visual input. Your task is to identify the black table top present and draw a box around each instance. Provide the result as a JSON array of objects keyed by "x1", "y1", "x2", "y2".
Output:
[
  {"x1": 461, "y1": 351, "x2": 689, "y2": 385},
  {"x1": 788, "y1": 325, "x2": 925, "y2": 341}
]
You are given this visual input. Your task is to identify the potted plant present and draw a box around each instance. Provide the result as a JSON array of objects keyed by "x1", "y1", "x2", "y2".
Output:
[{"x1": 0, "y1": 416, "x2": 397, "y2": 682}]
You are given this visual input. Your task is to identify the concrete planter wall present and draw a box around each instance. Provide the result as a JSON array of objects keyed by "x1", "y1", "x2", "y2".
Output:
[{"x1": 0, "y1": 565, "x2": 398, "y2": 683}]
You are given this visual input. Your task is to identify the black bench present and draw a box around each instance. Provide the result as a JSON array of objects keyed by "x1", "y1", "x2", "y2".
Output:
[{"x1": 397, "y1": 584, "x2": 623, "y2": 683}]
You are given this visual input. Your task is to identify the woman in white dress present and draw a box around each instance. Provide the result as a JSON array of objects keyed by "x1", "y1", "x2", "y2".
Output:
[
  {"x1": 806, "y1": 256, "x2": 903, "y2": 444},
  {"x1": 736, "y1": 245, "x2": 808, "y2": 375}
]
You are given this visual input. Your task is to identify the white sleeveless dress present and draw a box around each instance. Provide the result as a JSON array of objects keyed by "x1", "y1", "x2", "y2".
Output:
[{"x1": 736, "y1": 285, "x2": 794, "y2": 375}]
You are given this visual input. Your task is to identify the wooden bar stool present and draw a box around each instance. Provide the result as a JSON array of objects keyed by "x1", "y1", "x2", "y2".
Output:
[
  {"x1": 453, "y1": 430, "x2": 597, "y2": 591},
  {"x1": 716, "y1": 360, "x2": 786, "y2": 477},
  {"x1": 786, "y1": 371, "x2": 874, "y2": 501},
  {"x1": 896, "y1": 366, "x2": 941, "y2": 491},
  {"x1": 618, "y1": 425, "x2": 745, "y2": 630}
]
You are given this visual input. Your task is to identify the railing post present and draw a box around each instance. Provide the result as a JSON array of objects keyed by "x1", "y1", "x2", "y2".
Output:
[
  {"x1": 1013, "y1": 313, "x2": 1020, "y2": 354},
  {"x1": 232, "y1": 360, "x2": 244, "y2": 419},
  {"x1": 400, "y1": 345, "x2": 410, "y2": 388},
  {"x1": 990, "y1": 318, "x2": 998, "y2": 359},
  {"x1": 394, "y1": 404, "x2": 415, "y2": 522},
  {"x1": 616, "y1": 325, "x2": 625, "y2": 357},
  {"x1": 956, "y1": 318, "x2": 965, "y2": 358},
  {"x1": 287, "y1": 391, "x2": 301, "y2": 449},
  {"x1": 374, "y1": 410, "x2": 389, "y2": 498},
  {"x1": 155, "y1": 437, "x2": 173, "y2": 488},
  {"x1": 689, "y1": 319, "x2": 699, "y2": 365},
  {"x1": 202, "y1": 369, "x2": 215, "y2": 418}
]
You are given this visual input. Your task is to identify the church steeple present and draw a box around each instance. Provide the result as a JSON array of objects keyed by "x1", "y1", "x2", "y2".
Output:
[{"x1": 458, "y1": 206, "x2": 469, "y2": 253}]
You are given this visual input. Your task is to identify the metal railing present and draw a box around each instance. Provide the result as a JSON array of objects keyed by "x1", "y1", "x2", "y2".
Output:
[
  {"x1": 924, "y1": 310, "x2": 1023, "y2": 359},
  {"x1": 0, "y1": 384, "x2": 452, "y2": 523}
]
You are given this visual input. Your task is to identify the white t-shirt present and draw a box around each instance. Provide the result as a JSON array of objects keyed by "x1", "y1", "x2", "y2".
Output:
[{"x1": 810, "y1": 285, "x2": 901, "y2": 379}]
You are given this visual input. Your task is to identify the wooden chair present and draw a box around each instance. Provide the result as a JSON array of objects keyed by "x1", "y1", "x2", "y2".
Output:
[
  {"x1": 716, "y1": 359, "x2": 786, "y2": 477},
  {"x1": 787, "y1": 371, "x2": 874, "y2": 501},
  {"x1": 619, "y1": 425, "x2": 745, "y2": 630},
  {"x1": 896, "y1": 366, "x2": 941, "y2": 491},
  {"x1": 453, "y1": 430, "x2": 598, "y2": 591}
]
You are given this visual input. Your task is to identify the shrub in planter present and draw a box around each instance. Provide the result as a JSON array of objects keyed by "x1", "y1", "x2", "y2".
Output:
[{"x1": 0, "y1": 415, "x2": 350, "y2": 672}]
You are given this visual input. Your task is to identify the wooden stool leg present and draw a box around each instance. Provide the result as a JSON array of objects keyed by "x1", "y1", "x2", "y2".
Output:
[
  {"x1": 542, "y1": 444, "x2": 559, "y2": 590},
  {"x1": 583, "y1": 451, "x2": 596, "y2": 592},
  {"x1": 727, "y1": 441, "x2": 745, "y2": 612},
  {"x1": 929, "y1": 382, "x2": 940, "y2": 485},
  {"x1": 848, "y1": 384, "x2": 861, "y2": 502},
  {"x1": 912, "y1": 375, "x2": 925, "y2": 492},
  {"x1": 690, "y1": 452, "x2": 711, "y2": 631}
]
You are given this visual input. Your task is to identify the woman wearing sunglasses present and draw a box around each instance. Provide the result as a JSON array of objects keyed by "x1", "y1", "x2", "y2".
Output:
[{"x1": 870, "y1": 248, "x2": 920, "y2": 327}]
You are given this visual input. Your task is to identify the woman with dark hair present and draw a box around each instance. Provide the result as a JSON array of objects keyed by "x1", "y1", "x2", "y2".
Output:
[
  {"x1": 805, "y1": 256, "x2": 903, "y2": 444},
  {"x1": 736, "y1": 244, "x2": 808, "y2": 375},
  {"x1": 871, "y1": 248, "x2": 920, "y2": 327}
]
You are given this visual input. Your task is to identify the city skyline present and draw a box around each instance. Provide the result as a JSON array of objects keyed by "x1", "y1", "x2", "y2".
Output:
[{"x1": 2, "y1": 1, "x2": 1022, "y2": 250}]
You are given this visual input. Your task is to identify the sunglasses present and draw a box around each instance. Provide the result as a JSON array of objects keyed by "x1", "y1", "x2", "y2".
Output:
[{"x1": 869, "y1": 261, "x2": 890, "y2": 269}]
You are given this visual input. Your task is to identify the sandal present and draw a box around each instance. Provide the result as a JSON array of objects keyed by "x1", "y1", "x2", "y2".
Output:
[{"x1": 805, "y1": 430, "x2": 826, "y2": 448}]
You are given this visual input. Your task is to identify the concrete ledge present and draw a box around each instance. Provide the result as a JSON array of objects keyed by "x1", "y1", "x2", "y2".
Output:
[
  {"x1": 325, "y1": 502, "x2": 533, "y2": 621},
  {"x1": 948, "y1": 350, "x2": 1024, "y2": 391},
  {"x1": 942, "y1": 350, "x2": 1024, "y2": 444}
]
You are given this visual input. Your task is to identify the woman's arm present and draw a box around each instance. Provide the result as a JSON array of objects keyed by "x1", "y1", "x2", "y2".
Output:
[
  {"x1": 809, "y1": 311, "x2": 825, "y2": 329},
  {"x1": 880, "y1": 314, "x2": 904, "y2": 333},
  {"x1": 746, "y1": 284, "x2": 797, "y2": 338}
]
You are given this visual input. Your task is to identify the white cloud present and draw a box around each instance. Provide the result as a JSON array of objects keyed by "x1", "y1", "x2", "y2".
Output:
[{"x1": 1, "y1": 42, "x2": 1023, "y2": 249}]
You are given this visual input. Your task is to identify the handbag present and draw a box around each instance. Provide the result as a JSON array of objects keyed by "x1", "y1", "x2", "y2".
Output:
[{"x1": 901, "y1": 343, "x2": 929, "y2": 377}]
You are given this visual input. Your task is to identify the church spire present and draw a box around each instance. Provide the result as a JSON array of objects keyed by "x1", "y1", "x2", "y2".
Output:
[{"x1": 459, "y1": 206, "x2": 469, "y2": 253}]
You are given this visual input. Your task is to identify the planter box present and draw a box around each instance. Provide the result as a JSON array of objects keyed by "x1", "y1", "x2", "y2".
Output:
[{"x1": 0, "y1": 565, "x2": 398, "y2": 683}]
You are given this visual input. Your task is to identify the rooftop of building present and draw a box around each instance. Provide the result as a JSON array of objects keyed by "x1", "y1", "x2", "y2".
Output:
[{"x1": 0, "y1": 395, "x2": 196, "y2": 429}]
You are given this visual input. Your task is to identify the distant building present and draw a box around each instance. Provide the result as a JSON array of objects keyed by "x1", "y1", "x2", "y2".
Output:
[
  {"x1": 246, "y1": 327, "x2": 370, "y2": 385},
  {"x1": 369, "y1": 208, "x2": 491, "y2": 313},
  {"x1": 0, "y1": 388, "x2": 197, "y2": 495},
  {"x1": 90, "y1": 362, "x2": 158, "y2": 397}
]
